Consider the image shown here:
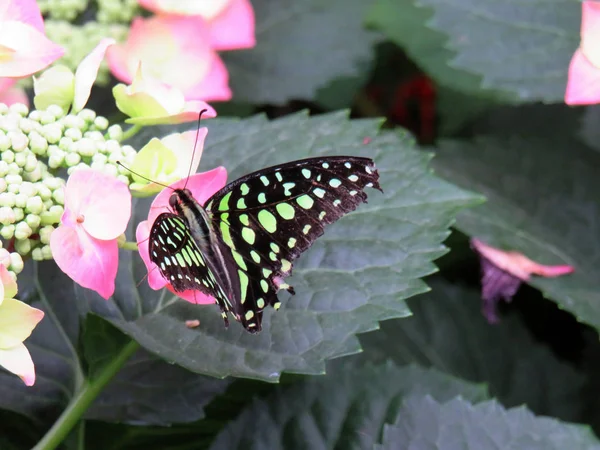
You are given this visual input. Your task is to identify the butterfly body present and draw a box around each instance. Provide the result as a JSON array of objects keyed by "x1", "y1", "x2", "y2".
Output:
[{"x1": 149, "y1": 156, "x2": 382, "y2": 333}]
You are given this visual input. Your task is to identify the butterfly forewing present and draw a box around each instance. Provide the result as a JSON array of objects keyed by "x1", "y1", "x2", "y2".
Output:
[
  {"x1": 204, "y1": 156, "x2": 382, "y2": 331},
  {"x1": 149, "y1": 213, "x2": 234, "y2": 324}
]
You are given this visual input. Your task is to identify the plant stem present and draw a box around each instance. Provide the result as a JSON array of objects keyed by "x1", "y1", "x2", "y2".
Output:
[
  {"x1": 118, "y1": 240, "x2": 139, "y2": 251},
  {"x1": 120, "y1": 124, "x2": 142, "y2": 142},
  {"x1": 33, "y1": 339, "x2": 139, "y2": 450}
]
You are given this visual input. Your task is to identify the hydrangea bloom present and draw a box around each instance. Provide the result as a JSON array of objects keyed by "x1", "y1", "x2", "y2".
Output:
[
  {"x1": 136, "y1": 167, "x2": 227, "y2": 304},
  {"x1": 137, "y1": 0, "x2": 255, "y2": 51},
  {"x1": 107, "y1": 15, "x2": 231, "y2": 101},
  {"x1": 130, "y1": 129, "x2": 209, "y2": 195},
  {"x1": 50, "y1": 170, "x2": 132, "y2": 299},
  {"x1": 0, "y1": 265, "x2": 44, "y2": 386},
  {"x1": 113, "y1": 64, "x2": 216, "y2": 125},
  {"x1": 565, "y1": 2, "x2": 600, "y2": 105}
]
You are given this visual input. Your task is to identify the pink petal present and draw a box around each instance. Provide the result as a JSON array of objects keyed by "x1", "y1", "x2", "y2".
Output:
[
  {"x1": 148, "y1": 167, "x2": 228, "y2": 225},
  {"x1": 0, "y1": 0, "x2": 44, "y2": 33},
  {"x1": 50, "y1": 225, "x2": 118, "y2": 299},
  {"x1": 166, "y1": 284, "x2": 215, "y2": 305},
  {"x1": 0, "y1": 298, "x2": 44, "y2": 349},
  {"x1": 135, "y1": 220, "x2": 168, "y2": 290},
  {"x1": 0, "y1": 343, "x2": 36, "y2": 386},
  {"x1": 208, "y1": 0, "x2": 256, "y2": 51},
  {"x1": 137, "y1": 0, "x2": 231, "y2": 18},
  {"x1": 581, "y1": 2, "x2": 600, "y2": 66},
  {"x1": 0, "y1": 85, "x2": 28, "y2": 106},
  {"x1": 72, "y1": 38, "x2": 115, "y2": 113},
  {"x1": 0, "y1": 21, "x2": 64, "y2": 78},
  {"x1": 565, "y1": 49, "x2": 600, "y2": 105},
  {"x1": 0, "y1": 264, "x2": 17, "y2": 301},
  {"x1": 162, "y1": 128, "x2": 207, "y2": 178},
  {"x1": 0, "y1": 77, "x2": 16, "y2": 93},
  {"x1": 64, "y1": 169, "x2": 131, "y2": 241},
  {"x1": 182, "y1": 55, "x2": 232, "y2": 102},
  {"x1": 471, "y1": 238, "x2": 575, "y2": 281}
]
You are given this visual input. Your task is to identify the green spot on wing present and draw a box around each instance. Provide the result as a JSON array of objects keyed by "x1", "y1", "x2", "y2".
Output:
[
  {"x1": 276, "y1": 202, "x2": 295, "y2": 220},
  {"x1": 242, "y1": 227, "x2": 256, "y2": 245},
  {"x1": 258, "y1": 209, "x2": 277, "y2": 233},
  {"x1": 219, "y1": 192, "x2": 231, "y2": 211},
  {"x1": 296, "y1": 195, "x2": 314, "y2": 209}
]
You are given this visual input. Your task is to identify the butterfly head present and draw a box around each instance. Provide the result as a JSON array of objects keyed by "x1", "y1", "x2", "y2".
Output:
[{"x1": 168, "y1": 189, "x2": 193, "y2": 209}]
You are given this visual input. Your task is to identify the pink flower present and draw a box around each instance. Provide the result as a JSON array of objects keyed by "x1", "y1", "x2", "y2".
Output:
[
  {"x1": 107, "y1": 15, "x2": 231, "y2": 102},
  {"x1": 137, "y1": 0, "x2": 255, "y2": 51},
  {"x1": 136, "y1": 167, "x2": 227, "y2": 304},
  {"x1": 113, "y1": 64, "x2": 216, "y2": 125},
  {"x1": 0, "y1": 84, "x2": 27, "y2": 106},
  {"x1": 50, "y1": 170, "x2": 132, "y2": 299},
  {"x1": 565, "y1": 2, "x2": 600, "y2": 105},
  {"x1": 0, "y1": 265, "x2": 44, "y2": 386},
  {"x1": 0, "y1": 0, "x2": 64, "y2": 78}
]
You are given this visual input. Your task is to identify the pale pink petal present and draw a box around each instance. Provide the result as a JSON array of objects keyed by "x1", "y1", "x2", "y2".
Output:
[
  {"x1": 0, "y1": 0, "x2": 44, "y2": 32},
  {"x1": 64, "y1": 169, "x2": 131, "y2": 241},
  {"x1": 72, "y1": 38, "x2": 115, "y2": 112},
  {"x1": 0, "y1": 22, "x2": 64, "y2": 78},
  {"x1": 0, "y1": 299, "x2": 44, "y2": 348},
  {"x1": 182, "y1": 55, "x2": 232, "y2": 101},
  {"x1": 162, "y1": 128, "x2": 207, "y2": 179},
  {"x1": 565, "y1": 49, "x2": 600, "y2": 105},
  {"x1": 166, "y1": 284, "x2": 214, "y2": 305},
  {"x1": 125, "y1": 100, "x2": 217, "y2": 125},
  {"x1": 0, "y1": 85, "x2": 28, "y2": 106},
  {"x1": 581, "y1": 2, "x2": 600, "y2": 66},
  {"x1": 50, "y1": 225, "x2": 118, "y2": 299},
  {"x1": 135, "y1": 220, "x2": 168, "y2": 290},
  {"x1": 471, "y1": 238, "x2": 575, "y2": 281},
  {"x1": 148, "y1": 167, "x2": 228, "y2": 224},
  {"x1": 0, "y1": 77, "x2": 16, "y2": 93},
  {"x1": 208, "y1": 0, "x2": 256, "y2": 51},
  {"x1": 137, "y1": 0, "x2": 231, "y2": 18},
  {"x1": 0, "y1": 343, "x2": 35, "y2": 386},
  {"x1": 106, "y1": 44, "x2": 133, "y2": 84},
  {"x1": 0, "y1": 264, "x2": 17, "y2": 301}
]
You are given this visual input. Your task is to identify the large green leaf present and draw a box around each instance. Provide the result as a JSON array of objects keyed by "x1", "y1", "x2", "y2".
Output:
[
  {"x1": 86, "y1": 111, "x2": 479, "y2": 382},
  {"x1": 431, "y1": 122, "x2": 600, "y2": 331},
  {"x1": 367, "y1": 0, "x2": 579, "y2": 103},
  {"x1": 224, "y1": 0, "x2": 382, "y2": 104},
  {"x1": 208, "y1": 363, "x2": 488, "y2": 449},
  {"x1": 359, "y1": 277, "x2": 587, "y2": 423},
  {"x1": 376, "y1": 396, "x2": 600, "y2": 450}
]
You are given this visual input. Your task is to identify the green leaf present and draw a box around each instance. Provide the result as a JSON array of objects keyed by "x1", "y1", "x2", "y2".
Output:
[
  {"x1": 96, "y1": 112, "x2": 481, "y2": 382},
  {"x1": 431, "y1": 123, "x2": 600, "y2": 331},
  {"x1": 366, "y1": 0, "x2": 580, "y2": 103},
  {"x1": 224, "y1": 0, "x2": 382, "y2": 104},
  {"x1": 359, "y1": 277, "x2": 587, "y2": 423},
  {"x1": 376, "y1": 396, "x2": 600, "y2": 450},
  {"x1": 208, "y1": 363, "x2": 488, "y2": 449}
]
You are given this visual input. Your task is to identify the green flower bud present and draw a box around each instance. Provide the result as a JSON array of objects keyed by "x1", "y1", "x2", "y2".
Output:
[
  {"x1": 9, "y1": 131, "x2": 28, "y2": 152},
  {"x1": 117, "y1": 174, "x2": 130, "y2": 185},
  {"x1": 105, "y1": 139, "x2": 120, "y2": 155},
  {"x1": 65, "y1": 152, "x2": 81, "y2": 166},
  {"x1": 0, "y1": 104, "x2": 7, "y2": 115},
  {"x1": 39, "y1": 111, "x2": 56, "y2": 125},
  {"x1": 0, "y1": 206, "x2": 16, "y2": 224},
  {"x1": 64, "y1": 127, "x2": 83, "y2": 141},
  {"x1": 14, "y1": 238, "x2": 31, "y2": 256},
  {"x1": 0, "y1": 161, "x2": 8, "y2": 177},
  {"x1": 7, "y1": 184, "x2": 18, "y2": 194},
  {"x1": 47, "y1": 104, "x2": 65, "y2": 120},
  {"x1": 92, "y1": 153, "x2": 108, "y2": 164},
  {"x1": 78, "y1": 109, "x2": 96, "y2": 123},
  {"x1": 23, "y1": 165, "x2": 43, "y2": 182},
  {"x1": 107, "y1": 151, "x2": 123, "y2": 164},
  {"x1": 9, "y1": 252, "x2": 24, "y2": 273},
  {"x1": 25, "y1": 213, "x2": 41, "y2": 230},
  {"x1": 85, "y1": 131, "x2": 104, "y2": 142},
  {"x1": 90, "y1": 161, "x2": 105, "y2": 172},
  {"x1": 0, "y1": 179, "x2": 6, "y2": 194},
  {"x1": 107, "y1": 124, "x2": 123, "y2": 141},
  {"x1": 59, "y1": 136, "x2": 74, "y2": 152},
  {"x1": 0, "y1": 133, "x2": 9, "y2": 151},
  {"x1": 9, "y1": 103, "x2": 29, "y2": 117},
  {"x1": 0, "y1": 224, "x2": 14, "y2": 239},
  {"x1": 18, "y1": 118, "x2": 35, "y2": 134},
  {"x1": 5, "y1": 174, "x2": 22, "y2": 185},
  {"x1": 37, "y1": 184, "x2": 52, "y2": 201},
  {"x1": 2, "y1": 150, "x2": 14, "y2": 164},
  {"x1": 32, "y1": 247, "x2": 43, "y2": 261},
  {"x1": 25, "y1": 196, "x2": 44, "y2": 214},
  {"x1": 14, "y1": 221, "x2": 33, "y2": 240},
  {"x1": 7, "y1": 163, "x2": 20, "y2": 175},
  {"x1": 20, "y1": 182, "x2": 36, "y2": 197},
  {"x1": 13, "y1": 207, "x2": 24, "y2": 222},
  {"x1": 14, "y1": 152, "x2": 27, "y2": 167},
  {"x1": 93, "y1": 116, "x2": 109, "y2": 130},
  {"x1": 14, "y1": 194, "x2": 27, "y2": 208},
  {"x1": 63, "y1": 114, "x2": 86, "y2": 130},
  {"x1": 29, "y1": 131, "x2": 48, "y2": 154},
  {"x1": 29, "y1": 111, "x2": 41, "y2": 122},
  {"x1": 39, "y1": 225, "x2": 53, "y2": 244},
  {"x1": 24, "y1": 154, "x2": 38, "y2": 172},
  {"x1": 103, "y1": 164, "x2": 118, "y2": 178},
  {"x1": 0, "y1": 248, "x2": 10, "y2": 266},
  {"x1": 76, "y1": 137, "x2": 96, "y2": 157},
  {"x1": 42, "y1": 123, "x2": 63, "y2": 144},
  {"x1": 41, "y1": 244, "x2": 52, "y2": 260},
  {"x1": 43, "y1": 199, "x2": 52, "y2": 211},
  {"x1": 0, "y1": 193, "x2": 16, "y2": 207},
  {"x1": 52, "y1": 187, "x2": 64, "y2": 205},
  {"x1": 40, "y1": 205, "x2": 63, "y2": 225}
]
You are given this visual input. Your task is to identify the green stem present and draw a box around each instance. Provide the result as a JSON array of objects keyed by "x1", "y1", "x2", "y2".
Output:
[
  {"x1": 33, "y1": 339, "x2": 139, "y2": 450},
  {"x1": 118, "y1": 240, "x2": 139, "y2": 251},
  {"x1": 120, "y1": 124, "x2": 142, "y2": 142}
]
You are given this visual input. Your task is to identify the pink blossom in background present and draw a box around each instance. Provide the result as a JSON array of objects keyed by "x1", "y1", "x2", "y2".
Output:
[
  {"x1": 113, "y1": 64, "x2": 217, "y2": 125},
  {"x1": 0, "y1": 265, "x2": 44, "y2": 386},
  {"x1": 107, "y1": 15, "x2": 231, "y2": 102},
  {"x1": 136, "y1": 167, "x2": 227, "y2": 304},
  {"x1": 137, "y1": 0, "x2": 256, "y2": 51},
  {"x1": 50, "y1": 170, "x2": 132, "y2": 300},
  {"x1": 565, "y1": 2, "x2": 600, "y2": 105}
]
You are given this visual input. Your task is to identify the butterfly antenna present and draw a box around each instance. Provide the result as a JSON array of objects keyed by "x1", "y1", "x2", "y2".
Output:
[
  {"x1": 183, "y1": 109, "x2": 209, "y2": 191},
  {"x1": 116, "y1": 161, "x2": 175, "y2": 191}
]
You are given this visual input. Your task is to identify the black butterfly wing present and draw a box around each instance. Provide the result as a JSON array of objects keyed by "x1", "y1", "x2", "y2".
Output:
[
  {"x1": 204, "y1": 156, "x2": 382, "y2": 331},
  {"x1": 149, "y1": 212, "x2": 235, "y2": 325}
]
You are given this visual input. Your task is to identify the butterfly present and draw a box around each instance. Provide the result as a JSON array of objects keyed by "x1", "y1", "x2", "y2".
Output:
[{"x1": 149, "y1": 156, "x2": 382, "y2": 333}]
